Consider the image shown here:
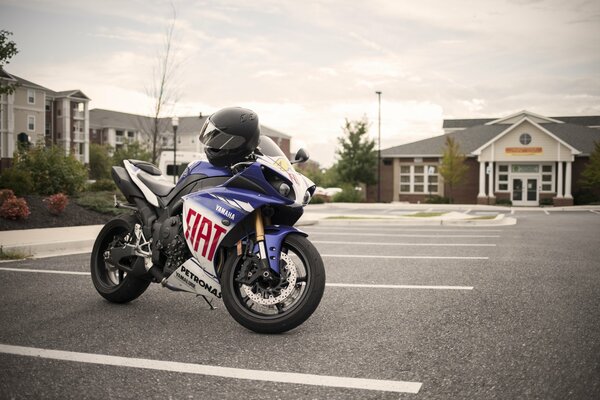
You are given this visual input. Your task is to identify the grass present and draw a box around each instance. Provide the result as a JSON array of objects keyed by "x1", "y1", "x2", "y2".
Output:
[
  {"x1": 0, "y1": 246, "x2": 29, "y2": 260},
  {"x1": 403, "y1": 212, "x2": 445, "y2": 218},
  {"x1": 468, "y1": 215, "x2": 498, "y2": 220},
  {"x1": 75, "y1": 191, "x2": 126, "y2": 215}
]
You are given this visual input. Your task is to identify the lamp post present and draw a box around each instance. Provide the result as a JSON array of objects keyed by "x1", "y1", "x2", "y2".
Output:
[
  {"x1": 172, "y1": 116, "x2": 179, "y2": 183},
  {"x1": 375, "y1": 91, "x2": 382, "y2": 203}
]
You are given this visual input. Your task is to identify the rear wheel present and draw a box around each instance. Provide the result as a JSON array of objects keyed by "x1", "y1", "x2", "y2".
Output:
[
  {"x1": 221, "y1": 234, "x2": 325, "y2": 334},
  {"x1": 91, "y1": 214, "x2": 151, "y2": 303}
]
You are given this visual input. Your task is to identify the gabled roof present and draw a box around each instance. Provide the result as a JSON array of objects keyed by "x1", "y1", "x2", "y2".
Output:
[
  {"x1": 384, "y1": 117, "x2": 600, "y2": 157},
  {"x1": 444, "y1": 113, "x2": 600, "y2": 129},
  {"x1": 485, "y1": 110, "x2": 563, "y2": 125},
  {"x1": 54, "y1": 90, "x2": 90, "y2": 100},
  {"x1": 382, "y1": 125, "x2": 506, "y2": 157},
  {"x1": 473, "y1": 117, "x2": 580, "y2": 155},
  {"x1": 0, "y1": 68, "x2": 17, "y2": 82}
]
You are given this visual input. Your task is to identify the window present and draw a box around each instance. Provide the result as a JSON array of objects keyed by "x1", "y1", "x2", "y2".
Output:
[
  {"x1": 541, "y1": 164, "x2": 554, "y2": 192},
  {"x1": 511, "y1": 164, "x2": 539, "y2": 173},
  {"x1": 496, "y1": 164, "x2": 509, "y2": 191},
  {"x1": 399, "y1": 164, "x2": 439, "y2": 194},
  {"x1": 519, "y1": 133, "x2": 532, "y2": 145},
  {"x1": 27, "y1": 115, "x2": 35, "y2": 131},
  {"x1": 27, "y1": 89, "x2": 35, "y2": 104}
]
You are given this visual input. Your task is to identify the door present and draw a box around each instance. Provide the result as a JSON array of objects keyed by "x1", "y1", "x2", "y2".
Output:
[{"x1": 512, "y1": 177, "x2": 538, "y2": 206}]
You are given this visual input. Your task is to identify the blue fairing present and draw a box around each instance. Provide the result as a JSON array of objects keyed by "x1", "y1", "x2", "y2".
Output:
[
  {"x1": 179, "y1": 160, "x2": 231, "y2": 182},
  {"x1": 263, "y1": 226, "x2": 308, "y2": 272}
]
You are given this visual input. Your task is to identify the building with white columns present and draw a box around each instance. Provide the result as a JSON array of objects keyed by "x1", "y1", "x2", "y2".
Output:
[{"x1": 375, "y1": 111, "x2": 600, "y2": 206}]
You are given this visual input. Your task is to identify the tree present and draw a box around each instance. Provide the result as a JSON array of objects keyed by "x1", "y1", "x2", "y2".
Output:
[
  {"x1": 580, "y1": 141, "x2": 600, "y2": 189},
  {"x1": 438, "y1": 135, "x2": 468, "y2": 203},
  {"x1": 112, "y1": 142, "x2": 152, "y2": 168},
  {"x1": 0, "y1": 30, "x2": 19, "y2": 95},
  {"x1": 89, "y1": 144, "x2": 113, "y2": 180},
  {"x1": 335, "y1": 118, "x2": 377, "y2": 186},
  {"x1": 143, "y1": 4, "x2": 180, "y2": 164}
]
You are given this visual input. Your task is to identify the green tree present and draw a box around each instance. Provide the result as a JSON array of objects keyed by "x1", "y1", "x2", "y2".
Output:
[
  {"x1": 335, "y1": 118, "x2": 377, "y2": 186},
  {"x1": 112, "y1": 142, "x2": 152, "y2": 167},
  {"x1": 580, "y1": 141, "x2": 600, "y2": 189},
  {"x1": 0, "y1": 30, "x2": 19, "y2": 95},
  {"x1": 438, "y1": 135, "x2": 468, "y2": 203},
  {"x1": 89, "y1": 143, "x2": 113, "y2": 180}
]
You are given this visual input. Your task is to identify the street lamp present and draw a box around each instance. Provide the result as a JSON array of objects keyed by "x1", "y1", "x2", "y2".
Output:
[
  {"x1": 172, "y1": 116, "x2": 179, "y2": 183},
  {"x1": 375, "y1": 91, "x2": 382, "y2": 203}
]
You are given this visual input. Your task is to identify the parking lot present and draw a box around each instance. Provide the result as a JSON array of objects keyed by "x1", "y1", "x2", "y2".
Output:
[{"x1": 0, "y1": 211, "x2": 599, "y2": 399}]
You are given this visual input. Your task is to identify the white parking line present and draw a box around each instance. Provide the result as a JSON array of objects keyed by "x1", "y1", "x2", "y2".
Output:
[
  {"x1": 590, "y1": 210, "x2": 600, "y2": 215},
  {"x1": 0, "y1": 267, "x2": 89, "y2": 275},
  {"x1": 313, "y1": 241, "x2": 495, "y2": 247},
  {"x1": 0, "y1": 267, "x2": 474, "y2": 291},
  {"x1": 328, "y1": 283, "x2": 473, "y2": 290},
  {"x1": 310, "y1": 232, "x2": 500, "y2": 238},
  {"x1": 543, "y1": 209, "x2": 549, "y2": 215},
  {"x1": 322, "y1": 254, "x2": 488, "y2": 260},
  {"x1": 306, "y1": 227, "x2": 503, "y2": 232},
  {"x1": 0, "y1": 344, "x2": 422, "y2": 394}
]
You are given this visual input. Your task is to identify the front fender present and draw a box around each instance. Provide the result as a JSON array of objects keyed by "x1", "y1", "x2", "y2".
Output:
[{"x1": 263, "y1": 226, "x2": 307, "y2": 273}]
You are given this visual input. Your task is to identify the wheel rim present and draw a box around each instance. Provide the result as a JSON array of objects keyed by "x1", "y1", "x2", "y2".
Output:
[
  {"x1": 95, "y1": 225, "x2": 131, "y2": 289},
  {"x1": 231, "y1": 240, "x2": 311, "y2": 319}
]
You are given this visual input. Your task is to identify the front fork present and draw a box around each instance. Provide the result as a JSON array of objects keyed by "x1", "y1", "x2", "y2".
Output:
[{"x1": 254, "y1": 208, "x2": 274, "y2": 279}]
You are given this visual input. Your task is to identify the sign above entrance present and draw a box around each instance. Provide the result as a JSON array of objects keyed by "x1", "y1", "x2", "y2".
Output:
[{"x1": 505, "y1": 147, "x2": 543, "y2": 155}]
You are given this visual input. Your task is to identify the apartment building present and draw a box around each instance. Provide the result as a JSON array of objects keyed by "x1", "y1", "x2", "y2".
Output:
[
  {"x1": 90, "y1": 108, "x2": 292, "y2": 157},
  {"x1": 0, "y1": 68, "x2": 90, "y2": 170}
]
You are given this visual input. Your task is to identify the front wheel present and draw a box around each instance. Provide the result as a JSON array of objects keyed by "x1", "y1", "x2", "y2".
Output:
[
  {"x1": 221, "y1": 234, "x2": 325, "y2": 334},
  {"x1": 91, "y1": 214, "x2": 151, "y2": 303}
]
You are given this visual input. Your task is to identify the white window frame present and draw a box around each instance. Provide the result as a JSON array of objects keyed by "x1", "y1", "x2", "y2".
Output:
[
  {"x1": 540, "y1": 163, "x2": 554, "y2": 193},
  {"x1": 399, "y1": 163, "x2": 440, "y2": 194},
  {"x1": 27, "y1": 115, "x2": 36, "y2": 132},
  {"x1": 496, "y1": 163, "x2": 555, "y2": 193},
  {"x1": 496, "y1": 164, "x2": 510, "y2": 192},
  {"x1": 27, "y1": 89, "x2": 35, "y2": 105}
]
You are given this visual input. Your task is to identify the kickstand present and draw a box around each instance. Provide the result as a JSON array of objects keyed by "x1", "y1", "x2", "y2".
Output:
[{"x1": 198, "y1": 295, "x2": 217, "y2": 310}]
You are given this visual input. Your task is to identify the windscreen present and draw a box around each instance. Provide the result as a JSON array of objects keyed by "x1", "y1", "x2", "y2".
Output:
[{"x1": 257, "y1": 136, "x2": 288, "y2": 159}]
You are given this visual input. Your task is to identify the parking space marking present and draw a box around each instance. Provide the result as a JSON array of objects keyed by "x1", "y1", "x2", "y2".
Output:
[
  {"x1": 306, "y1": 227, "x2": 503, "y2": 232},
  {"x1": 328, "y1": 283, "x2": 473, "y2": 290},
  {"x1": 0, "y1": 344, "x2": 422, "y2": 394},
  {"x1": 310, "y1": 232, "x2": 500, "y2": 238},
  {"x1": 590, "y1": 210, "x2": 600, "y2": 215},
  {"x1": 543, "y1": 209, "x2": 549, "y2": 215},
  {"x1": 323, "y1": 254, "x2": 488, "y2": 260},
  {"x1": 313, "y1": 241, "x2": 495, "y2": 247},
  {"x1": 0, "y1": 267, "x2": 89, "y2": 275}
]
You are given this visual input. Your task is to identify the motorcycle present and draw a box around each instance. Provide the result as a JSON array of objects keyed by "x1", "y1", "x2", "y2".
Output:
[{"x1": 90, "y1": 134, "x2": 325, "y2": 334}]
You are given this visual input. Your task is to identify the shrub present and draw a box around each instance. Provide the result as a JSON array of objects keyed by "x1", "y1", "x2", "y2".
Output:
[
  {"x1": 309, "y1": 194, "x2": 327, "y2": 204},
  {"x1": 75, "y1": 191, "x2": 123, "y2": 215},
  {"x1": 539, "y1": 198, "x2": 553, "y2": 206},
  {"x1": 495, "y1": 198, "x2": 512, "y2": 206},
  {"x1": 88, "y1": 179, "x2": 116, "y2": 192},
  {"x1": 332, "y1": 185, "x2": 362, "y2": 203},
  {"x1": 0, "y1": 196, "x2": 30, "y2": 220},
  {"x1": 574, "y1": 189, "x2": 600, "y2": 205},
  {"x1": 18, "y1": 145, "x2": 88, "y2": 195},
  {"x1": 44, "y1": 193, "x2": 69, "y2": 215},
  {"x1": 0, "y1": 189, "x2": 16, "y2": 206},
  {"x1": 0, "y1": 168, "x2": 34, "y2": 196},
  {"x1": 424, "y1": 195, "x2": 450, "y2": 204}
]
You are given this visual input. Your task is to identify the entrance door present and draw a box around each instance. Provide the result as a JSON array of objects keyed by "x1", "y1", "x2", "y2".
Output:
[{"x1": 512, "y1": 177, "x2": 538, "y2": 206}]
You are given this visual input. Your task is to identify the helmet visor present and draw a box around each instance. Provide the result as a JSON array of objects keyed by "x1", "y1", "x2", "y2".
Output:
[{"x1": 199, "y1": 120, "x2": 246, "y2": 150}]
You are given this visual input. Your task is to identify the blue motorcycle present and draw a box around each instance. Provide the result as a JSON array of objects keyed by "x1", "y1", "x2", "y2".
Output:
[{"x1": 91, "y1": 108, "x2": 325, "y2": 333}]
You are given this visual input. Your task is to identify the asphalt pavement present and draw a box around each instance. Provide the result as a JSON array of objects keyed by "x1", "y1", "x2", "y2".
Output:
[{"x1": 0, "y1": 210, "x2": 599, "y2": 398}]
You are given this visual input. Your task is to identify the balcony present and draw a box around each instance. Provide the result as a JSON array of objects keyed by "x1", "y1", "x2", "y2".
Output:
[
  {"x1": 115, "y1": 135, "x2": 124, "y2": 145},
  {"x1": 72, "y1": 110, "x2": 84, "y2": 120},
  {"x1": 73, "y1": 131, "x2": 86, "y2": 142}
]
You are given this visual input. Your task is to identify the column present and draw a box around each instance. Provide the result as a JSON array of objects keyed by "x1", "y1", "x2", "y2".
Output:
[
  {"x1": 84, "y1": 101, "x2": 90, "y2": 164},
  {"x1": 487, "y1": 162, "x2": 495, "y2": 198},
  {"x1": 565, "y1": 161, "x2": 572, "y2": 199},
  {"x1": 556, "y1": 162, "x2": 563, "y2": 198},
  {"x1": 478, "y1": 161, "x2": 486, "y2": 197}
]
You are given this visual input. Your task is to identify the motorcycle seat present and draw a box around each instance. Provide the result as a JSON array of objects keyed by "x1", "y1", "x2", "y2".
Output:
[
  {"x1": 137, "y1": 172, "x2": 175, "y2": 197},
  {"x1": 129, "y1": 159, "x2": 162, "y2": 176}
]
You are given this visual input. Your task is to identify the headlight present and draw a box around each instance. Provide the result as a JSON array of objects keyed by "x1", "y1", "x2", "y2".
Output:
[
  {"x1": 278, "y1": 182, "x2": 291, "y2": 197},
  {"x1": 303, "y1": 190, "x2": 311, "y2": 205}
]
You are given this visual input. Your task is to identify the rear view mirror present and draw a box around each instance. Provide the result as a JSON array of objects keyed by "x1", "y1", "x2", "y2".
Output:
[{"x1": 292, "y1": 148, "x2": 309, "y2": 164}]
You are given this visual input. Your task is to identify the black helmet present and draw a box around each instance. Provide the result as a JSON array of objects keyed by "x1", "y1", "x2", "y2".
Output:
[{"x1": 199, "y1": 107, "x2": 260, "y2": 167}]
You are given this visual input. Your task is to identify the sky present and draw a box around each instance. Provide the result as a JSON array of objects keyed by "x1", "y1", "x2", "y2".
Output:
[{"x1": 1, "y1": 0, "x2": 599, "y2": 166}]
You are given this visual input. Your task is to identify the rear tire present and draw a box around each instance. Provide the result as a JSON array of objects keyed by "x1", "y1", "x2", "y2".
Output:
[
  {"x1": 221, "y1": 234, "x2": 325, "y2": 334},
  {"x1": 91, "y1": 214, "x2": 151, "y2": 303}
]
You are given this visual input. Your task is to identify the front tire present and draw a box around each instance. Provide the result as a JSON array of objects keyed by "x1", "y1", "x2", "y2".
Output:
[
  {"x1": 221, "y1": 234, "x2": 325, "y2": 334},
  {"x1": 91, "y1": 214, "x2": 151, "y2": 303}
]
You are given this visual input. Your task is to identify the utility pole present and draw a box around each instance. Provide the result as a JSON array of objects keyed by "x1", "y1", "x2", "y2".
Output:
[
  {"x1": 172, "y1": 116, "x2": 179, "y2": 183},
  {"x1": 375, "y1": 91, "x2": 382, "y2": 203}
]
